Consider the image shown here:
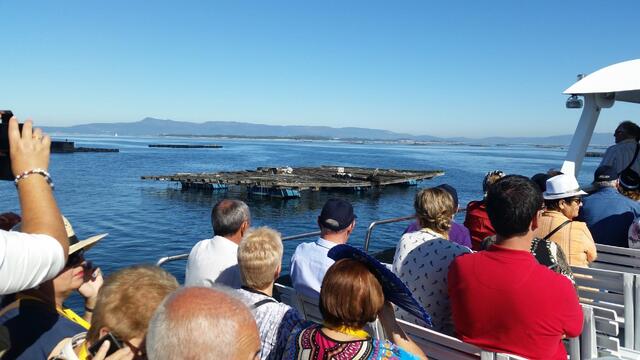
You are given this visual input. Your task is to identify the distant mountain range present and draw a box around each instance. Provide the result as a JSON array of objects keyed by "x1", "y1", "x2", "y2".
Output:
[{"x1": 42, "y1": 117, "x2": 615, "y2": 146}]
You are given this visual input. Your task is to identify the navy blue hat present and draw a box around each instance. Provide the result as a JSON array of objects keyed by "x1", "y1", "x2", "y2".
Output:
[
  {"x1": 594, "y1": 165, "x2": 617, "y2": 183},
  {"x1": 318, "y1": 198, "x2": 356, "y2": 231},
  {"x1": 327, "y1": 244, "x2": 433, "y2": 327},
  {"x1": 620, "y1": 169, "x2": 640, "y2": 190}
]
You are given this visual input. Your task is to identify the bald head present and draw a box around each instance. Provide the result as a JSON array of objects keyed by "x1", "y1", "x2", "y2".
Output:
[{"x1": 146, "y1": 287, "x2": 260, "y2": 360}]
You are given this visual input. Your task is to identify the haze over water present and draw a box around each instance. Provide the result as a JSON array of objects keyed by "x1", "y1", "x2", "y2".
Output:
[{"x1": 0, "y1": 136, "x2": 601, "y2": 287}]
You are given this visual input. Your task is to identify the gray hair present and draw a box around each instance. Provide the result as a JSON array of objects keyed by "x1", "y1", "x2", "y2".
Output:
[
  {"x1": 146, "y1": 286, "x2": 255, "y2": 360},
  {"x1": 595, "y1": 180, "x2": 618, "y2": 189},
  {"x1": 211, "y1": 199, "x2": 250, "y2": 237}
]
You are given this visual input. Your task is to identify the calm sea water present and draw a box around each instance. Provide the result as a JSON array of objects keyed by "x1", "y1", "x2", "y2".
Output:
[{"x1": 0, "y1": 135, "x2": 602, "y2": 308}]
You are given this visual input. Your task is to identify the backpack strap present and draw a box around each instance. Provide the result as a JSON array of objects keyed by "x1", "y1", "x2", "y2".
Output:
[
  {"x1": 543, "y1": 220, "x2": 571, "y2": 241},
  {"x1": 250, "y1": 297, "x2": 277, "y2": 310}
]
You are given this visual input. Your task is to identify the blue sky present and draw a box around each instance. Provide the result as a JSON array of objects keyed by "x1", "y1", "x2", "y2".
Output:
[{"x1": 1, "y1": 0, "x2": 639, "y2": 137}]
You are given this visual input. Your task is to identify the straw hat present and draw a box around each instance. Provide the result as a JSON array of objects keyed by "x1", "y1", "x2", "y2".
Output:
[
  {"x1": 543, "y1": 174, "x2": 587, "y2": 200},
  {"x1": 13, "y1": 216, "x2": 107, "y2": 254}
]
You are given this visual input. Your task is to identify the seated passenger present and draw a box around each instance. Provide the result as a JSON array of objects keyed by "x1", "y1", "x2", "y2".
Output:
[
  {"x1": 49, "y1": 265, "x2": 179, "y2": 360},
  {"x1": 290, "y1": 198, "x2": 356, "y2": 299},
  {"x1": 185, "y1": 199, "x2": 251, "y2": 288},
  {"x1": 464, "y1": 170, "x2": 505, "y2": 250},
  {"x1": 146, "y1": 287, "x2": 261, "y2": 360},
  {"x1": 392, "y1": 187, "x2": 471, "y2": 335},
  {"x1": 403, "y1": 184, "x2": 471, "y2": 248},
  {"x1": 578, "y1": 165, "x2": 640, "y2": 247},
  {"x1": 0, "y1": 217, "x2": 105, "y2": 359},
  {"x1": 534, "y1": 174, "x2": 596, "y2": 267},
  {"x1": 236, "y1": 227, "x2": 306, "y2": 360},
  {"x1": 618, "y1": 168, "x2": 640, "y2": 201},
  {"x1": 448, "y1": 175, "x2": 583, "y2": 360},
  {"x1": 284, "y1": 259, "x2": 427, "y2": 360}
]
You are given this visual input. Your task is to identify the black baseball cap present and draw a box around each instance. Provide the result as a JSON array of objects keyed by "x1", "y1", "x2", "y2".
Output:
[
  {"x1": 318, "y1": 198, "x2": 356, "y2": 231},
  {"x1": 594, "y1": 165, "x2": 617, "y2": 182}
]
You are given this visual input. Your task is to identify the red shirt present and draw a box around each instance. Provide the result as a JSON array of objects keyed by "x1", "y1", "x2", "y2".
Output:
[
  {"x1": 464, "y1": 200, "x2": 495, "y2": 251},
  {"x1": 447, "y1": 245, "x2": 583, "y2": 360}
]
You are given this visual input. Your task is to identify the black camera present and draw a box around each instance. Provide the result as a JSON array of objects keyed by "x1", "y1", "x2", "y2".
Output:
[{"x1": 1, "y1": 110, "x2": 22, "y2": 181}]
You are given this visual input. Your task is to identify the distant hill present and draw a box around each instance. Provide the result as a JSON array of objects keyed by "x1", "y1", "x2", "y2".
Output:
[
  {"x1": 43, "y1": 117, "x2": 439, "y2": 141},
  {"x1": 42, "y1": 117, "x2": 614, "y2": 146}
]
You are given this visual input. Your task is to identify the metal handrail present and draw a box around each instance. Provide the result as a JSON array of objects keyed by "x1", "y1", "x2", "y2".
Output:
[
  {"x1": 156, "y1": 209, "x2": 468, "y2": 266},
  {"x1": 362, "y1": 215, "x2": 414, "y2": 253},
  {"x1": 156, "y1": 230, "x2": 322, "y2": 266}
]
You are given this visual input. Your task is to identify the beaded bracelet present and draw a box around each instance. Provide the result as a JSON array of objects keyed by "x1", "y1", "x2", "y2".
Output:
[{"x1": 14, "y1": 168, "x2": 54, "y2": 189}]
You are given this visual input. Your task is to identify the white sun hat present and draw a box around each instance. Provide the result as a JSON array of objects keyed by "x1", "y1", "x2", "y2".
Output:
[{"x1": 543, "y1": 174, "x2": 587, "y2": 200}]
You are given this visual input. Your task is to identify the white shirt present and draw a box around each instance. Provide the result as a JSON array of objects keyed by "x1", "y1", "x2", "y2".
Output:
[
  {"x1": 184, "y1": 235, "x2": 241, "y2": 288},
  {"x1": 290, "y1": 238, "x2": 337, "y2": 299},
  {"x1": 392, "y1": 229, "x2": 471, "y2": 335},
  {"x1": 236, "y1": 288, "x2": 304, "y2": 360},
  {"x1": 600, "y1": 138, "x2": 640, "y2": 175},
  {"x1": 0, "y1": 230, "x2": 65, "y2": 295}
]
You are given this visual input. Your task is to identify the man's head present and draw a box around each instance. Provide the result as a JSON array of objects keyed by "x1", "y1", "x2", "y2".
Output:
[
  {"x1": 615, "y1": 121, "x2": 640, "y2": 143},
  {"x1": 211, "y1": 199, "x2": 250, "y2": 240},
  {"x1": 486, "y1": 175, "x2": 542, "y2": 239},
  {"x1": 237, "y1": 226, "x2": 283, "y2": 291},
  {"x1": 146, "y1": 287, "x2": 260, "y2": 360},
  {"x1": 317, "y1": 198, "x2": 356, "y2": 241},
  {"x1": 593, "y1": 165, "x2": 619, "y2": 189},
  {"x1": 87, "y1": 265, "x2": 179, "y2": 357}
]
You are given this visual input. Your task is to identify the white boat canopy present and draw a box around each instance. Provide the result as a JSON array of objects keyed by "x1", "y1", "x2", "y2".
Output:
[{"x1": 561, "y1": 59, "x2": 640, "y2": 176}]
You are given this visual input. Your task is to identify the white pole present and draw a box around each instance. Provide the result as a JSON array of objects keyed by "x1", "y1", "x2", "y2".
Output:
[{"x1": 561, "y1": 94, "x2": 601, "y2": 176}]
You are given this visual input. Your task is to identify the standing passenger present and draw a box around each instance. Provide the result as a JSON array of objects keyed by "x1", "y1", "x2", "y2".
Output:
[
  {"x1": 185, "y1": 199, "x2": 251, "y2": 288},
  {"x1": 448, "y1": 175, "x2": 582, "y2": 360},
  {"x1": 290, "y1": 198, "x2": 356, "y2": 299},
  {"x1": 599, "y1": 120, "x2": 640, "y2": 175}
]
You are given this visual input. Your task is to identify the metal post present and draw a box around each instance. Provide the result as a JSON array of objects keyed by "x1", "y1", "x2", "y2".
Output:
[{"x1": 561, "y1": 94, "x2": 601, "y2": 177}]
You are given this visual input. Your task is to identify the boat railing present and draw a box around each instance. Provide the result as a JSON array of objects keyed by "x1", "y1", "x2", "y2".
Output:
[
  {"x1": 155, "y1": 207, "x2": 471, "y2": 267},
  {"x1": 156, "y1": 215, "x2": 419, "y2": 266},
  {"x1": 156, "y1": 230, "x2": 322, "y2": 266}
]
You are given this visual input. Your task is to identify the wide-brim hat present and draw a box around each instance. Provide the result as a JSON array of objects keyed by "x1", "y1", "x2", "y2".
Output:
[
  {"x1": 12, "y1": 216, "x2": 107, "y2": 254},
  {"x1": 327, "y1": 244, "x2": 433, "y2": 327},
  {"x1": 543, "y1": 174, "x2": 587, "y2": 200},
  {"x1": 62, "y1": 216, "x2": 107, "y2": 254}
]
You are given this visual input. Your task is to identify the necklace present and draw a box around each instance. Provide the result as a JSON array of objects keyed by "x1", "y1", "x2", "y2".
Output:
[{"x1": 324, "y1": 324, "x2": 369, "y2": 339}]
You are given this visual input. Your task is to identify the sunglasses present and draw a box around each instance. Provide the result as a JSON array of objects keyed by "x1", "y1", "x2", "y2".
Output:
[
  {"x1": 65, "y1": 249, "x2": 85, "y2": 268},
  {"x1": 566, "y1": 197, "x2": 583, "y2": 205}
]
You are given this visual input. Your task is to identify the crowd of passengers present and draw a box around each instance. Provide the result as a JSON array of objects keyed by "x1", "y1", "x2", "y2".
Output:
[{"x1": 1, "y1": 117, "x2": 640, "y2": 360}]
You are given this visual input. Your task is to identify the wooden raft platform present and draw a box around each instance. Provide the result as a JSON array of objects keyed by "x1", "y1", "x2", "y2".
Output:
[{"x1": 141, "y1": 166, "x2": 444, "y2": 198}]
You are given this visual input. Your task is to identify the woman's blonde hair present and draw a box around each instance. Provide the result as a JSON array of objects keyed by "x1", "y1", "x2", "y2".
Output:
[
  {"x1": 415, "y1": 187, "x2": 455, "y2": 237},
  {"x1": 86, "y1": 265, "x2": 179, "y2": 344},
  {"x1": 237, "y1": 226, "x2": 283, "y2": 290}
]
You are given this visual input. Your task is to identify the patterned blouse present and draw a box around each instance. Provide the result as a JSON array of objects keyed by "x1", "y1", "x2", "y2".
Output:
[
  {"x1": 283, "y1": 324, "x2": 420, "y2": 360},
  {"x1": 391, "y1": 229, "x2": 471, "y2": 336}
]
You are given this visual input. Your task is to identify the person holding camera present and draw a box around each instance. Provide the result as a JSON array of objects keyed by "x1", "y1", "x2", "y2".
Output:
[{"x1": 0, "y1": 116, "x2": 69, "y2": 294}]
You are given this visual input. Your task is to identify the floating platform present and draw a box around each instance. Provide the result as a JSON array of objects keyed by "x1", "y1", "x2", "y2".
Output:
[
  {"x1": 141, "y1": 166, "x2": 444, "y2": 198},
  {"x1": 148, "y1": 144, "x2": 222, "y2": 149},
  {"x1": 51, "y1": 141, "x2": 119, "y2": 153}
]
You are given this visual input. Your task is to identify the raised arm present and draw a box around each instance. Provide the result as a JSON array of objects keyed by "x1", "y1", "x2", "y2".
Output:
[
  {"x1": 9, "y1": 118, "x2": 68, "y2": 258},
  {"x1": 378, "y1": 301, "x2": 428, "y2": 360}
]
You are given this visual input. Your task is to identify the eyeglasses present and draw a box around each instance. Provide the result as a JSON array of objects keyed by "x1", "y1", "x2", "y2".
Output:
[
  {"x1": 567, "y1": 197, "x2": 582, "y2": 205},
  {"x1": 65, "y1": 249, "x2": 85, "y2": 268}
]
